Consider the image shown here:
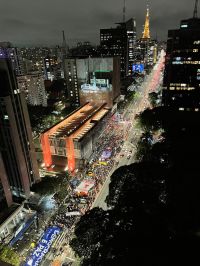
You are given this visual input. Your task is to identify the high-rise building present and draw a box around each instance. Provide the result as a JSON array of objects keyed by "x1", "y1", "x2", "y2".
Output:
[
  {"x1": 0, "y1": 43, "x2": 25, "y2": 76},
  {"x1": 100, "y1": 18, "x2": 137, "y2": 77},
  {"x1": 64, "y1": 58, "x2": 79, "y2": 106},
  {"x1": 64, "y1": 57, "x2": 121, "y2": 107},
  {"x1": 0, "y1": 59, "x2": 40, "y2": 205},
  {"x1": 17, "y1": 73, "x2": 47, "y2": 107},
  {"x1": 163, "y1": 14, "x2": 200, "y2": 111}
]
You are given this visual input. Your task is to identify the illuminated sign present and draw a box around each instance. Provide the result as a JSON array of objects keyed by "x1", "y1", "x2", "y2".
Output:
[
  {"x1": 25, "y1": 226, "x2": 61, "y2": 266},
  {"x1": 132, "y1": 64, "x2": 144, "y2": 73},
  {"x1": 197, "y1": 69, "x2": 200, "y2": 80},
  {"x1": 90, "y1": 79, "x2": 107, "y2": 85},
  {"x1": 181, "y1": 24, "x2": 188, "y2": 28}
]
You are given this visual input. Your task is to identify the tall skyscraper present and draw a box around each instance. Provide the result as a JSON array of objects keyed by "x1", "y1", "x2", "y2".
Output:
[
  {"x1": 0, "y1": 42, "x2": 25, "y2": 76},
  {"x1": 100, "y1": 18, "x2": 137, "y2": 77},
  {"x1": 0, "y1": 59, "x2": 40, "y2": 206},
  {"x1": 163, "y1": 5, "x2": 200, "y2": 111}
]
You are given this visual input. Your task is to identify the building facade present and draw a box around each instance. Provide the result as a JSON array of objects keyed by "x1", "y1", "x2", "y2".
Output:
[
  {"x1": 163, "y1": 17, "x2": 200, "y2": 111},
  {"x1": 0, "y1": 43, "x2": 25, "y2": 76},
  {"x1": 17, "y1": 73, "x2": 47, "y2": 107},
  {"x1": 100, "y1": 18, "x2": 137, "y2": 77},
  {"x1": 64, "y1": 57, "x2": 121, "y2": 107},
  {"x1": 40, "y1": 103, "x2": 110, "y2": 173},
  {"x1": 0, "y1": 59, "x2": 40, "y2": 206}
]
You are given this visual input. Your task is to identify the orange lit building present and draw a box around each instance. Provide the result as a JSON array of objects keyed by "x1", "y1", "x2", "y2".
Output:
[{"x1": 40, "y1": 103, "x2": 110, "y2": 173}]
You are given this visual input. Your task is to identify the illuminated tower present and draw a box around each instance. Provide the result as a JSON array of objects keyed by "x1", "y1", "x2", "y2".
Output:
[{"x1": 142, "y1": 6, "x2": 150, "y2": 39}]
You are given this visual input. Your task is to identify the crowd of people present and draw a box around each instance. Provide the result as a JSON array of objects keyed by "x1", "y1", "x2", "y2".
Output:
[{"x1": 23, "y1": 109, "x2": 131, "y2": 264}]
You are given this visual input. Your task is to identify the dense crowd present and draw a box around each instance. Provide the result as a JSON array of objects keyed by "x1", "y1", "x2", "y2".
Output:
[{"x1": 22, "y1": 109, "x2": 130, "y2": 264}]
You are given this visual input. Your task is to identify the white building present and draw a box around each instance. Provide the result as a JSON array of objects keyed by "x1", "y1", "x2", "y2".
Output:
[{"x1": 17, "y1": 73, "x2": 47, "y2": 106}]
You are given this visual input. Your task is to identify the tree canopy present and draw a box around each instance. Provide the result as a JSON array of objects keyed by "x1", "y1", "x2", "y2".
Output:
[
  {"x1": 70, "y1": 107, "x2": 200, "y2": 265},
  {"x1": 31, "y1": 174, "x2": 69, "y2": 197},
  {"x1": 0, "y1": 244, "x2": 20, "y2": 266}
]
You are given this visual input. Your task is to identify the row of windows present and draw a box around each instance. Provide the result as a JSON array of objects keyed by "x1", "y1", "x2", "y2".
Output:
[
  {"x1": 170, "y1": 83, "x2": 188, "y2": 86},
  {"x1": 174, "y1": 48, "x2": 198, "y2": 53},
  {"x1": 172, "y1": 61, "x2": 200, "y2": 64},
  {"x1": 169, "y1": 86, "x2": 195, "y2": 91},
  {"x1": 179, "y1": 107, "x2": 199, "y2": 111}
]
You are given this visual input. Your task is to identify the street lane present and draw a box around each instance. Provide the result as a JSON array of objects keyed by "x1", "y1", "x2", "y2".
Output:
[{"x1": 92, "y1": 50, "x2": 165, "y2": 210}]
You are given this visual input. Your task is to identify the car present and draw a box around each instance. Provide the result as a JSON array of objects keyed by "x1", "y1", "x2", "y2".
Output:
[
  {"x1": 120, "y1": 153, "x2": 124, "y2": 157},
  {"x1": 127, "y1": 155, "x2": 131, "y2": 159}
]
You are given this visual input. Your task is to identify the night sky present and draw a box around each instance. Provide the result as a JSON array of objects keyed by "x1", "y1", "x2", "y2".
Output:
[{"x1": 0, "y1": 0, "x2": 196, "y2": 46}]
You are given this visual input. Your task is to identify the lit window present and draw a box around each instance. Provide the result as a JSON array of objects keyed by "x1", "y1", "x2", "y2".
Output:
[
  {"x1": 14, "y1": 89, "x2": 20, "y2": 94},
  {"x1": 179, "y1": 107, "x2": 184, "y2": 111},
  {"x1": 181, "y1": 24, "x2": 188, "y2": 28},
  {"x1": 4, "y1": 115, "x2": 9, "y2": 120}
]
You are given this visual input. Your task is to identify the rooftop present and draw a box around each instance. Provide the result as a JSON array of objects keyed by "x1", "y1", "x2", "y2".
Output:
[{"x1": 42, "y1": 102, "x2": 110, "y2": 140}]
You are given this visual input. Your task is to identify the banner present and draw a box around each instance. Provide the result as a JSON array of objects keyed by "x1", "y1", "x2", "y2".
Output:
[{"x1": 24, "y1": 226, "x2": 62, "y2": 266}]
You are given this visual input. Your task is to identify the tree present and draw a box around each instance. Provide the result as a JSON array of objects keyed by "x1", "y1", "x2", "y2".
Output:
[
  {"x1": 135, "y1": 132, "x2": 153, "y2": 161},
  {"x1": 70, "y1": 208, "x2": 110, "y2": 260},
  {"x1": 71, "y1": 162, "x2": 169, "y2": 266},
  {"x1": 137, "y1": 107, "x2": 163, "y2": 132},
  {"x1": 31, "y1": 175, "x2": 68, "y2": 196},
  {"x1": 0, "y1": 244, "x2": 20, "y2": 266},
  {"x1": 70, "y1": 107, "x2": 200, "y2": 266},
  {"x1": 149, "y1": 91, "x2": 160, "y2": 108}
]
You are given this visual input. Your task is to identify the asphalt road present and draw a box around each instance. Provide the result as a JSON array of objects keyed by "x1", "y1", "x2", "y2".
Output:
[{"x1": 92, "y1": 51, "x2": 165, "y2": 211}]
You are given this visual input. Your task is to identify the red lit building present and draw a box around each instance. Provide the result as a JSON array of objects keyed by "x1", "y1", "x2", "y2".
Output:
[{"x1": 40, "y1": 103, "x2": 110, "y2": 173}]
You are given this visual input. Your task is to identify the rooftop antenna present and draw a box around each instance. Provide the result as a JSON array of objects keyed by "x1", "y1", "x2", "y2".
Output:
[
  {"x1": 62, "y1": 30, "x2": 68, "y2": 57},
  {"x1": 193, "y1": 0, "x2": 198, "y2": 18},
  {"x1": 123, "y1": 0, "x2": 126, "y2": 22}
]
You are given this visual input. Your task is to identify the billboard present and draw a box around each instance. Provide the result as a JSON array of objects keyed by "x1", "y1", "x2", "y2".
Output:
[
  {"x1": 90, "y1": 78, "x2": 107, "y2": 85},
  {"x1": 132, "y1": 64, "x2": 144, "y2": 73},
  {"x1": 25, "y1": 226, "x2": 62, "y2": 266}
]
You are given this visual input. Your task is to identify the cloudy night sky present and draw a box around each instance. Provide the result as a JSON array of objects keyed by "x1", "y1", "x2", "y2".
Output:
[{"x1": 0, "y1": 0, "x2": 196, "y2": 46}]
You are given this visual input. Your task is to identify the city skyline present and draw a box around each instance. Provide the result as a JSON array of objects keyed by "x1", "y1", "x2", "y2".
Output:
[{"x1": 0, "y1": 0, "x2": 196, "y2": 46}]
